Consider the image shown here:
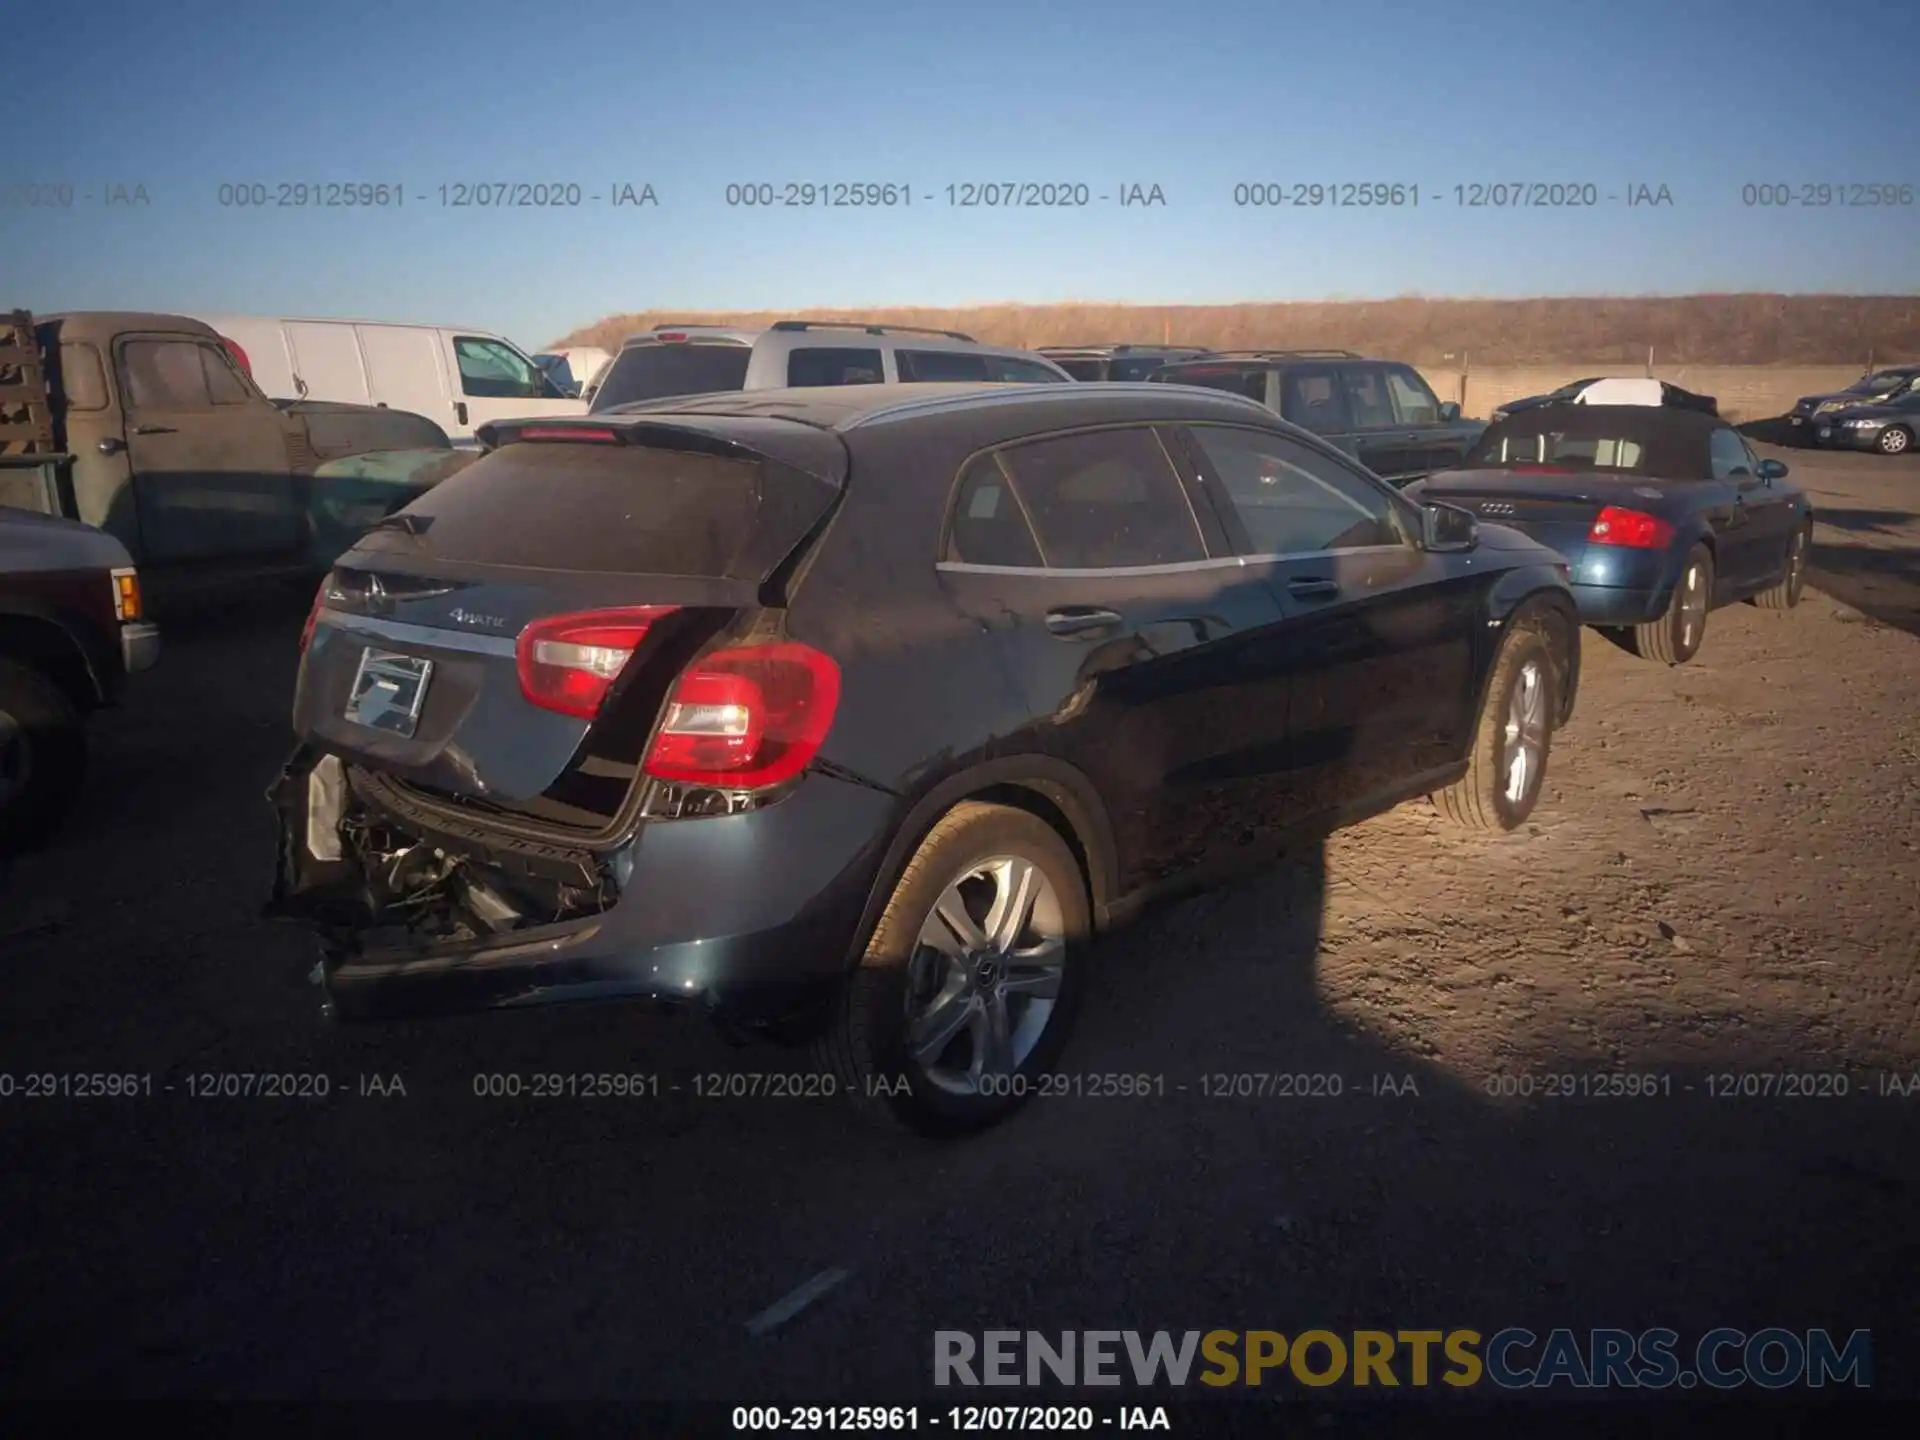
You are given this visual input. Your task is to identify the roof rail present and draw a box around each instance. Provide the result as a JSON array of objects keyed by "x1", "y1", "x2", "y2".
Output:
[
  {"x1": 1188, "y1": 348, "x2": 1361, "y2": 361},
  {"x1": 768, "y1": 320, "x2": 977, "y2": 342},
  {"x1": 649, "y1": 322, "x2": 740, "y2": 331},
  {"x1": 1041, "y1": 343, "x2": 1210, "y2": 355}
]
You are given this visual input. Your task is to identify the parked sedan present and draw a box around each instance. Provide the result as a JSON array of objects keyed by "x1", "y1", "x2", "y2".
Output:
[
  {"x1": 1804, "y1": 388, "x2": 1920, "y2": 455},
  {"x1": 1406, "y1": 403, "x2": 1811, "y2": 666},
  {"x1": 268, "y1": 381, "x2": 1580, "y2": 1134},
  {"x1": 1787, "y1": 365, "x2": 1920, "y2": 440}
]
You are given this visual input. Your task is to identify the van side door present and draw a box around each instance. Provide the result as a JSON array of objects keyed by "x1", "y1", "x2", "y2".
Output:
[{"x1": 358, "y1": 325, "x2": 457, "y2": 431}]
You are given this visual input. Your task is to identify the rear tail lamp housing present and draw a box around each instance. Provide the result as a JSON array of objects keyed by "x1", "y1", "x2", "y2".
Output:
[
  {"x1": 642, "y1": 643, "x2": 840, "y2": 791},
  {"x1": 516, "y1": 607, "x2": 681, "y2": 719},
  {"x1": 1586, "y1": 506, "x2": 1675, "y2": 549}
]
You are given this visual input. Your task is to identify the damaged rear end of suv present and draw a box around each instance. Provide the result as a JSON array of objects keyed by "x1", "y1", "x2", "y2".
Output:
[{"x1": 265, "y1": 412, "x2": 880, "y2": 1031}]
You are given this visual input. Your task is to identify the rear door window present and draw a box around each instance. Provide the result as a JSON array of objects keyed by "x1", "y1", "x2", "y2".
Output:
[
  {"x1": 1052, "y1": 357, "x2": 1107, "y2": 381},
  {"x1": 945, "y1": 453, "x2": 1044, "y2": 567},
  {"x1": 589, "y1": 342, "x2": 753, "y2": 409},
  {"x1": 994, "y1": 426, "x2": 1205, "y2": 569},
  {"x1": 1279, "y1": 366, "x2": 1347, "y2": 433},
  {"x1": 1107, "y1": 356, "x2": 1171, "y2": 382},
  {"x1": 1340, "y1": 364, "x2": 1397, "y2": 429},
  {"x1": 392, "y1": 441, "x2": 764, "y2": 576},
  {"x1": 785, "y1": 347, "x2": 884, "y2": 386},
  {"x1": 895, "y1": 350, "x2": 992, "y2": 382}
]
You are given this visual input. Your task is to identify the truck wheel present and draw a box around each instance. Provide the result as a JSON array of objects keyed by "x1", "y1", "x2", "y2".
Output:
[
  {"x1": 813, "y1": 802, "x2": 1091, "y2": 1136},
  {"x1": 0, "y1": 658, "x2": 88, "y2": 852}
]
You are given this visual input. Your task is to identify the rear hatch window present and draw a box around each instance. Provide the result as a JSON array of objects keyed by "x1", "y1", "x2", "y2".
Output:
[
  {"x1": 590, "y1": 342, "x2": 751, "y2": 410},
  {"x1": 388, "y1": 441, "x2": 762, "y2": 575}
]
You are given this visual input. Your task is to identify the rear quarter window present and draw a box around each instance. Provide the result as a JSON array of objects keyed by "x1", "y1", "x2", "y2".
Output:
[
  {"x1": 392, "y1": 441, "x2": 762, "y2": 576},
  {"x1": 785, "y1": 347, "x2": 884, "y2": 386},
  {"x1": 590, "y1": 343, "x2": 752, "y2": 410}
]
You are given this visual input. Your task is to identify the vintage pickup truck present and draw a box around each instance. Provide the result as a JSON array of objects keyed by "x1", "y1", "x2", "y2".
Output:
[{"x1": 0, "y1": 311, "x2": 474, "y2": 602}]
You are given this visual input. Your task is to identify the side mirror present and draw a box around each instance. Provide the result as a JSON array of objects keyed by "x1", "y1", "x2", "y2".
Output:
[
  {"x1": 1757, "y1": 458, "x2": 1788, "y2": 481},
  {"x1": 1421, "y1": 501, "x2": 1479, "y2": 552},
  {"x1": 1439, "y1": 401, "x2": 1461, "y2": 422}
]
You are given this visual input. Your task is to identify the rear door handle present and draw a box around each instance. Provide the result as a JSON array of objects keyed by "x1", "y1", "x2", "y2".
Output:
[
  {"x1": 132, "y1": 423, "x2": 175, "y2": 435},
  {"x1": 1287, "y1": 577, "x2": 1341, "y2": 599},
  {"x1": 455, "y1": 402, "x2": 469, "y2": 426},
  {"x1": 1045, "y1": 607, "x2": 1122, "y2": 637}
]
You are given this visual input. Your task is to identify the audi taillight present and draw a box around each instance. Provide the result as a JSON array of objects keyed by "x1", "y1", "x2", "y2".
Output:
[
  {"x1": 516, "y1": 607, "x2": 681, "y2": 719},
  {"x1": 642, "y1": 643, "x2": 840, "y2": 791},
  {"x1": 1586, "y1": 506, "x2": 1674, "y2": 549}
]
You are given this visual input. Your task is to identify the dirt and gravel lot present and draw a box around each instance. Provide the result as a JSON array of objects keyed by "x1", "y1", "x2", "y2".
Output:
[{"x1": 0, "y1": 442, "x2": 1915, "y2": 1416}]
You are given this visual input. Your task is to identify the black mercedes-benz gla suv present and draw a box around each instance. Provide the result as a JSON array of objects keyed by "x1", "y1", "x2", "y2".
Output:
[{"x1": 269, "y1": 381, "x2": 1581, "y2": 1133}]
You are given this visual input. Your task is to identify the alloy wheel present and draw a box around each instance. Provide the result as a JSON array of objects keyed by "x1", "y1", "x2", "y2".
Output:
[
  {"x1": 1501, "y1": 659, "x2": 1548, "y2": 806},
  {"x1": 904, "y1": 855, "x2": 1068, "y2": 1096},
  {"x1": 1879, "y1": 427, "x2": 1910, "y2": 455},
  {"x1": 1678, "y1": 562, "x2": 1707, "y2": 651}
]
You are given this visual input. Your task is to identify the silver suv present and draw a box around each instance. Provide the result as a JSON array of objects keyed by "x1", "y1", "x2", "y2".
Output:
[{"x1": 587, "y1": 320, "x2": 1072, "y2": 411}]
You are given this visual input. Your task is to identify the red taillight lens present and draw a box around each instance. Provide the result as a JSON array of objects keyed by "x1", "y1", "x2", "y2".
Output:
[
  {"x1": 222, "y1": 336, "x2": 251, "y2": 378},
  {"x1": 655, "y1": 332, "x2": 686, "y2": 342},
  {"x1": 1587, "y1": 505, "x2": 1675, "y2": 549},
  {"x1": 516, "y1": 607, "x2": 680, "y2": 719},
  {"x1": 299, "y1": 579, "x2": 326, "y2": 652},
  {"x1": 642, "y1": 643, "x2": 841, "y2": 791}
]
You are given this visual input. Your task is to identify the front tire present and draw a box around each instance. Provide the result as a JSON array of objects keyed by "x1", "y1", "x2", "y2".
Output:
[
  {"x1": 1627, "y1": 543, "x2": 1712, "y2": 665},
  {"x1": 1431, "y1": 620, "x2": 1557, "y2": 832},
  {"x1": 813, "y1": 802, "x2": 1090, "y2": 1135},
  {"x1": 0, "y1": 658, "x2": 88, "y2": 854},
  {"x1": 1876, "y1": 425, "x2": 1912, "y2": 456},
  {"x1": 1755, "y1": 521, "x2": 1811, "y2": 611}
]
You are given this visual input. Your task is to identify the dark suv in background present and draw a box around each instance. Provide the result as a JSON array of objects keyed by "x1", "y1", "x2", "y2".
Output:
[
  {"x1": 1148, "y1": 349, "x2": 1485, "y2": 485},
  {"x1": 1038, "y1": 345, "x2": 1212, "y2": 381}
]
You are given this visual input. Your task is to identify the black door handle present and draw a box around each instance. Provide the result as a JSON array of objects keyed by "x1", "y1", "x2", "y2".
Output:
[
  {"x1": 1046, "y1": 607, "x2": 1122, "y2": 637},
  {"x1": 132, "y1": 424, "x2": 176, "y2": 435},
  {"x1": 1287, "y1": 577, "x2": 1341, "y2": 599},
  {"x1": 455, "y1": 402, "x2": 469, "y2": 426}
]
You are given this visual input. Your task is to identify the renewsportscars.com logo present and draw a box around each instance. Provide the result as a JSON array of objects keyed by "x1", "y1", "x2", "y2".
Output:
[{"x1": 933, "y1": 1328, "x2": 1872, "y2": 1390}]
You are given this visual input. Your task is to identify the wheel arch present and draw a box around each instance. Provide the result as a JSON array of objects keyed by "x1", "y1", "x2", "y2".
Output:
[
  {"x1": 847, "y1": 755, "x2": 1121, "y2": 969},
  {"x1": 1484, "y1": 583, "x2": 1580, "y2": 731},
  {"x1": 0, "y1": 609, "x2": 105, "y2": 712}
]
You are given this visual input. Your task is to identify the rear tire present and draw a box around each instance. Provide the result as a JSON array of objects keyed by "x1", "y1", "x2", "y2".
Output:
[
  {"x1": 1431, "y1": 621, "x2": 1557, "y2": 832},
  {"x1": 1627, "y1": 544, "x2": 1712, "y2": 665},
  {"x1": 1876, "y1": 425, "x2": 1912, "y2": 456},
  {"x1": 0, "y1": 658, "x2": 88, "y2": 854},
  {"x1": 1755, "y1": 521, "x2": 1811, "y2": 611},
  {"x1": 812, "y1": 802, "x2": 1091, "y2": 1136}
]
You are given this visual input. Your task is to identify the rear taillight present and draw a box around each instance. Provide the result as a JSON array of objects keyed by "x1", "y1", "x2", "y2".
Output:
[
  {"x1": 515, "y1": 607, "x2": 680, "y2": 719},
  {"x1": 221, "y1": 336, "x2": 251, "y2": 378},
  {"x1": 299, "y1": 579, "x2": 327, "y2": 651},
  {"x1": 655, "y1": 332, "x2": 686, "y2": 342},
  {"x1": 517, "y1": 425, "x2": 623, "y2": 442},
  {"x1": 1587, "y1": 506, "x2": 1675, "y2": 549},
  {"x1": 642, "y1": 643, "x2": 840, "y2": 791}
]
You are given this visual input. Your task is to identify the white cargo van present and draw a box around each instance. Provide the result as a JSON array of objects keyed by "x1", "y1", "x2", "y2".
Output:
[{"x1": 190, "y1": 315, "x2": 586, "y2": 443}]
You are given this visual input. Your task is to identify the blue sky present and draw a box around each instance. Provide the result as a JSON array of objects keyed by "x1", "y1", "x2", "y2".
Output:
[{"x1": 6, "y1": 0, "x2": 1914, "y2": 350}]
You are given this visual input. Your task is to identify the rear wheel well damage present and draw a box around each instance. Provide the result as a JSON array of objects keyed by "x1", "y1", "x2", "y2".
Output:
[{"x1": 0, "y1": 615, "x2": 100, "y2": 712}]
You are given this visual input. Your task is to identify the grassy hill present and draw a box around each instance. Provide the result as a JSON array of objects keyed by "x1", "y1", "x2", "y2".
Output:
[{"x1": 555, "y1": 294, "x2": 1919, "y2": 366}]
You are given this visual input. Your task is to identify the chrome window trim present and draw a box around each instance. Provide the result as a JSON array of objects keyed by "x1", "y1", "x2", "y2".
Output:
[{"x1": 935, "y1": 542, "x2": 1414, "y2": 578}]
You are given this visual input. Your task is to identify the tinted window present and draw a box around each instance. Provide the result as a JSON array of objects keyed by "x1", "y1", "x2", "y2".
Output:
[
  {"x1": 203, "y1": 344, "x2": 254, "y2": 405},
  {"x1": 1187, "y1": 426, "x2": 1409, "y2": 554},
  {"x1": 1158, "y1": 365, "x2": 1268, "y2": 403},
  {"x1": 453, "y1": 337, "x2": 555, "y2": 399},
  {"x1": 57, "y1": 342, "x2": 108, "y2": 411},
  {"x1": 589, "y1": 343, "x2": 753, "y2": 410},
  {"x1": 1385, "y1": 366, "x2": 1441, "y2": 424},
  {"x1": 946, "y1": 453, "x2": 1044, "y2": 567},
  {"x1": 1278, "y1": 367, "x2": 1347, "y2": 433},
  {"x1": 394, "y1": 441, "x2": 762, "y2": 575},
  {"x1": 1341, "y1": 365, "x2": 1396, "y2": 428},
  {"x1": 1053, "y1": 358, "x2": 1107, "y2": 381},
  {"x1": 896, "y1": 350, "x2": 992, "y2": 382},
  {"x1": 984, "y1": 355, "x2": 1066, "y2": 384},
  {"x1": 1108, "y1": 356, "x2": 1171, "y2": 382},
  {"x1": 786, "y1": 347, "x2": 884, "y2": 386},
  {"x1": 1709, "y1": 428, "x2": 1753, "y2": 479},
  {"x1": 121, "y1": 340, "x2": 213, "y2": 410},
  {"x1": 996, "y1": 427, "x2": 1204, "y2": 569}
]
